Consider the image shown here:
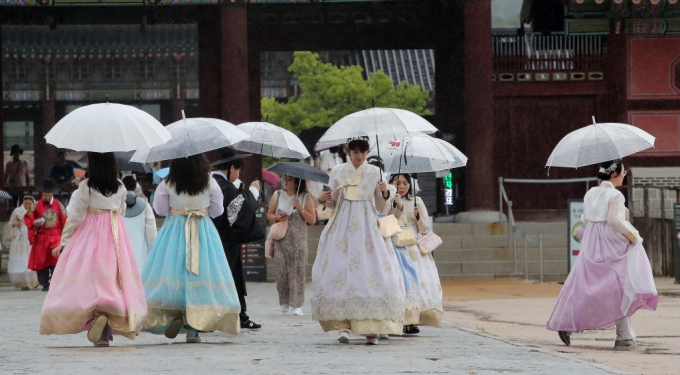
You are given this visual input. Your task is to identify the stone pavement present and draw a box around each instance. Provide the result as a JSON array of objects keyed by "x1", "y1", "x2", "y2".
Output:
[{"x1": 0, "y1": 282, "x2": 628, "y2": 375}]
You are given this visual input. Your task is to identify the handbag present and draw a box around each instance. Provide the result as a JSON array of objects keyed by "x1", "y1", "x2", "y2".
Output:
[
  {"x1": 378, "y1": 214, "x2": 401, "y2": 238},
  {"x1": 392, "y1": 227, "x2": 416, "y2": 247},
  {"x1": 417, "y1": 231, "x2": 442, "y2": 255},
  {"x1": 269, "y1": 191, "x2": 288, "y2": 240}
]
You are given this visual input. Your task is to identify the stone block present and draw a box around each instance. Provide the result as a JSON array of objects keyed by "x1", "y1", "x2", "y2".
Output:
[
  {"x1": 433, "y1": 223, "x2": 472, "y2": 236},
  {"x1": 461, "y1": 236, "x2": 508, "y2": 249},
  {"x1": 433, "y1": 249, "x2": 480, "y2": 262},
  {"x1": 471, "y1": 223, "x2": 507, "y2": 237},
  {"x1": 436, "y1": 262, "x2": 463, "y2": 275},
  {"x1": 439, "y1": 236, "x2": 462, "y2": 250},
  {"x1": 478, "y1": 248, "x2": 514, "y2": 262},
  {"x1": 461, "y1": 261, "x2": 515, "y2": 275}
]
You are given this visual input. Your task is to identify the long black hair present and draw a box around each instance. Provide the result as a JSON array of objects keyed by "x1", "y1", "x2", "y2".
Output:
[
  {"x1": 166, "y1": 154, "x2": 211, "y2": 196},
  {"x1": 598, "y1": 159, "x2": 623, "y2": 181},
  {"x1": 390, "y1": 173, "x2": 413, "y2": 200},
  {"x1": 87, "y1": 152, "x2": 122, "y2": 197}
]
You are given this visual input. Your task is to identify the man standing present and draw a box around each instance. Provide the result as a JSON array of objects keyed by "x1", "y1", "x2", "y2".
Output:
[
  {"x1": 26, "y1": 179, "x2": 67, "y2": 291},
  {"x1": 5, "y1": 144, "x2": 31, "y2": 187},
  {"x1": 48, "y1": 149, "x2": 75, "y2": 190},
  {"x1": 211, "y1": 148, "x2": 264, "y2": 331}
]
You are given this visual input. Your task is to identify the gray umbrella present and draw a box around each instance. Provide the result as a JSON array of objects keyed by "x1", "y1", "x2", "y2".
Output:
[
  {"x1": 267, "y1": 162, "x2": 330, "y2": 185},
  {"x1": 79, "y1": 152, "x2": 151, "y2": 174}
]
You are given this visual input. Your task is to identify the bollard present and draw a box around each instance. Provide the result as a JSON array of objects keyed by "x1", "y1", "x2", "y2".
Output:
[
  {"x1": 524, "y1": 234, "x2": 529, "y2": 281},
  {"x1": 539, "y1": 233, "x2": 544, "y2": 283}
]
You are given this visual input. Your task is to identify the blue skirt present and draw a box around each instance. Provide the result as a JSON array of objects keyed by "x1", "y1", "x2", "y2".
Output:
[
  {"x1": 393, "y1": 242, "x2": 422, "y2": 325},
  {"x1": 142, "y1": 215, "x2": 241, "y2": 334}
]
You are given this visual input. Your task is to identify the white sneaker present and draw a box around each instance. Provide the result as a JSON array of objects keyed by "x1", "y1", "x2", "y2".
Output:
[
  {"x1": 292, "y1": 308, "x2": 303, "y2": 316},
  {"x1": 378, "y1": 334, "x2": 389, "y2": 339},
  {"x1": 337, "y1": 329, "x2": 350, "y2": 343},
  {"x1": 280, "y1": 305, "x2": 289, "y2": 313},
  {"x1": 366, "y1": 335, "x2": 379, "y2": 345}
]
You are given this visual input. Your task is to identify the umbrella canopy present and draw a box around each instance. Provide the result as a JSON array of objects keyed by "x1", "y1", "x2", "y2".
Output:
[
  {"x1": 0, "y1": 190, "x2": 11, "y2": 202},
  {"x1": 315, "y1": 107, "x2": 438, "y2": 151},
  {"x1": 79, "y1": 152, "x2": 151, "y2": 174},
  {"x1": 298, "y1": 126, "x2": 329, "y2": 155},
  {"x1": 131, "y1": 114, "x2": 250, "y2": 163},
  {"x1": 232, "y1": 122, "x2": 310, "y2": 159},
  {"x1": 261, "y1": 168, "x2": 281, "y2": 187},
  {"x1": 546, "y1": 119, "x2": 656, "y2": 168},
  {"x1": 45, "y1": 102, "x2": 171, "y2": 152},
  {"x1": 267, "y1": 162, "x2": 330, "y2": 185},
  {"x1": 370, "y1": 134, "x2": 467, "y2": 174}
]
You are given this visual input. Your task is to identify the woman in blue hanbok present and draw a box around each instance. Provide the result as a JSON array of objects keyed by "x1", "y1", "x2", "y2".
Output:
[{"x1": 142, "y1": 154, "x2": 241, "y2": 343}]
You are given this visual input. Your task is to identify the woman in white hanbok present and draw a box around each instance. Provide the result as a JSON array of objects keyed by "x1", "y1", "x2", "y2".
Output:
[
  {"x1": 391, "y1": 173, "x2": 443, "y2": 328},
  {"x1": 8, "y1": 196, "x2": 39, "y2": 290},
  {"x1": 312, "y1": 137, "x2": 405, "y2": 345}
]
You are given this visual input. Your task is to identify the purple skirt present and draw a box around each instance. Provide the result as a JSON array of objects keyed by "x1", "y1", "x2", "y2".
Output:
[{"x1": 547, "y1": 221, "x2": 658, "y2": 332}]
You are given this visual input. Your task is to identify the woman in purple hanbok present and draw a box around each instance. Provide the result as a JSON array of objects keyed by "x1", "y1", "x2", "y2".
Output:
[
  {"x1": 312, "y1": 137, "x2": 405, "y2": 345},
  {"x1": 547, "y1": 159, "x2": 658, "y2": 349}
]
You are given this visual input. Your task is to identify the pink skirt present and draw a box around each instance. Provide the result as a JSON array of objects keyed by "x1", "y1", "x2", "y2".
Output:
[
  {"x1": 547, "y1": 221, "x2": 657, "y2": 332},
  {"x1": 40, "y1": 213, "x2": 147, "y2": 339}
]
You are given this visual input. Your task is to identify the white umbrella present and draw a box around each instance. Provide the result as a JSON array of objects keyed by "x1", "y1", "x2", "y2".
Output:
[
  {"x1": 45, "y1": 102, "x2": 171, "y2": 152},
  {"x1": 131, "y1": 113, "x2": 250, "y2": 163},
  {"x1": 315, "y1": 107, "x2": 437, "y2": 151},
  {"x1": 370, "y1": 134, "x2": 467, "y2": 174},
  {"x1": 546, "y1": 117, "x2": 656, "y2": 168},
  {"x1": 232, "y1": 121, "x2": 310, "y2": 159}
]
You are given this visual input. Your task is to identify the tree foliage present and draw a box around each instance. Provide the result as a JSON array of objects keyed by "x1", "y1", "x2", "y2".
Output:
[{"x1": 262, "y1": 51, "x2": 431, "y2": 134}]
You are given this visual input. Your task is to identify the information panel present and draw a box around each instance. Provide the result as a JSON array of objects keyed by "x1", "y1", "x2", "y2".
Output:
[
  {"x1": 568, "y1": 200, "x2": 584, "y2": 272},
  {"x1": 241, "y1": 203, "x2": 268, "y2": 282}
]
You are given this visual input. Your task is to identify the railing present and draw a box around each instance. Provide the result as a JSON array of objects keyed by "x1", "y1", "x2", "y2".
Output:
[
  {"x1": 498, "y1": 176, "x2": 599, "y2": 282},
  {"x1": 493, "y1": 34, "x2": 605, "y2": 80}
]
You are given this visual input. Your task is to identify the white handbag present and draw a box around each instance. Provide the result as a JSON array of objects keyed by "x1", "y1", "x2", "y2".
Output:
[{"x1": 417, "y1": 231, "x2": 442, "y2": 255}]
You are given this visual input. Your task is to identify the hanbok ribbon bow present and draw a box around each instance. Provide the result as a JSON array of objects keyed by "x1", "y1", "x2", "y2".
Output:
[
  {"x1": 87, "y1": 207, "x2": 123, "y2": 292},
  {"x1": 339, "y1": 163, "x2": 368, "y2": 201},
  {"x1": 170, "y1": 207, "x2": 209, "y2": 276}
]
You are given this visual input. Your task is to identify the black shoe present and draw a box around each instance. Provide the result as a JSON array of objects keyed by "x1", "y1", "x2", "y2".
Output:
[
  {"x1": 240, "y1": 320, "x2": 261, "y2": 330},
  {"x1": 42, "y1": 286, "x2": 49, "y2": 292},
  {"x1": 558, "y1": 331, "x2": 571, "y2": 346},
  {"x1": 403, "y1": 325, "x2": 420, "y2": 335}
]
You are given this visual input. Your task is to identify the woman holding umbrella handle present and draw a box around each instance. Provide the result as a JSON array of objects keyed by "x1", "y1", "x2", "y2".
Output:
[{"x1": 267, "y1": 175, "x2": 316, "y2": 317}]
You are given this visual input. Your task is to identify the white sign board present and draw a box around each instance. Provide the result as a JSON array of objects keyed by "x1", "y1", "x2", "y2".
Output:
[{"x1": 568, "y1": 200, "x2": 584, "y2": 271}]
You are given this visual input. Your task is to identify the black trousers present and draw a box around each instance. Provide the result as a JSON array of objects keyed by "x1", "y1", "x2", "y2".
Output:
[
  {"x1": 37, "y1": 266, "x2": 55, "y2": 287},
  {"x1": 224, "y1": 242, "x2": 249, "y2": 322}
]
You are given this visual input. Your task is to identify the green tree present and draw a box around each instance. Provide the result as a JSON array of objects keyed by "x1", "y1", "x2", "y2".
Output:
[{"x1": 262, "y1": 51, "x2": 431, "y2": 135}]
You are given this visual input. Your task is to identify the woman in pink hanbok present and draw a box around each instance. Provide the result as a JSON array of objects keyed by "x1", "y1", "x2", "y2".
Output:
[
  {"x1": 40, "y1": 152, "x2": 147, "y2": 347},
  {"x1": 547, "y1": 159, "x2": 657, "y2": 350}
]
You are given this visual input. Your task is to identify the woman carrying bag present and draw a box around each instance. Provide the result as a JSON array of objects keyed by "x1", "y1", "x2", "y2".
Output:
[
  {"x1": 267, "y1": 175, "x2": 316, "y2": 316},
  {"x1": 391, "y1": 173, "x2": 443, "y2": 331}
]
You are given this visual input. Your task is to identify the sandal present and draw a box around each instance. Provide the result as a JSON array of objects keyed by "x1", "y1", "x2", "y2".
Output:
[{"x1": 403, "y1": 325, "x2": 420, "y2": 335}]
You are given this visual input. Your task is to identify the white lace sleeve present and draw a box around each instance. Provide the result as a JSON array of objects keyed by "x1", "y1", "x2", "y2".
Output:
[{"x1": 227, "y1": 194, "x2": 245, "y2": 226}]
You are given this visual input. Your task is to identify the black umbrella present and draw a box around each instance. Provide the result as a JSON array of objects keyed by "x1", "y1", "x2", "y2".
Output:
[
  {"x1": 297, "y1": 126, "x2": 328, "y2": 157},
  {"x1": 267, "y1": 162, "x2": 330, "y2": 185},
  {"x1": 65, "y1": 160, "x2": 83, "y2": 169},
  {"x1": 79, "y1": 152, "x2": 151, "y2": 174}
]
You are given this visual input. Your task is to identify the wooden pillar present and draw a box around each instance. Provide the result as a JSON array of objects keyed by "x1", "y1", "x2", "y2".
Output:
[
  {"x1": 198, "y1": 7, "x2": 221, "y2": 120},
  {"x1": 36, "y1": 101, "x2": 57, "y2": 186},
  {"x1": 221, "y1": 4, "x2": 261, "y2": 184},
  {"x1": 171, "y1": 100, "x2": 185, "y2": 123},
  {"x1": 463, "y1": 0, "x2": 494, "y2": 211}
]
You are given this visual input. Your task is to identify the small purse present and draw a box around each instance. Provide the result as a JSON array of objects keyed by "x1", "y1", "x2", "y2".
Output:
[
  {"x1": 417, "y1": 231, "x2": 442, "y2": 255},
  {"x1": 269, "y1": 191, "x2": 288, "y2": 240},
  {"x1": 392, "y1": 227, "x2": 416, "y2": 247},
  {"x1": 378, "y1": 214, "x2": 401, "y2": 238}
]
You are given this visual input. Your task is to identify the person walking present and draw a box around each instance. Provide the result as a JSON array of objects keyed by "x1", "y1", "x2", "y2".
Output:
[
  {"x1": 121, "y1": 176, "x2": 156, "y2": 273},
  {"x1": 48, "y1": 149, "x2": 75, "y2": 189},
  {"x1": 391, "y1": 173, "x2": 443, "y2": 331},
  {"x1": 367, "y1": 157, "x2": 421, "y2": 339},
  {"x1": 267, "y1": 175, "x2": 316, "y2": 316},
  {"x1": 40, "y1": 152, "x2": 148, "y2": 347},
  {"x1": 25, "y1": 179, "x2": 67, "y2": 291},
  {"x1": 312, "y1": 137, "x2": 405, "y2": 345},
  {"x1": 5, "y1": 144, "x2": 31, "y2": 187},
  {"x1": 211, "y1": 148, "x2": 265, "y2": 331},
  {"x1": 8, "y1": 196, "x2": 39, "y2": 290},
  {"x1": 143, "y1": 154, "x2": 241, "y2": 343},
  {"x1": 547, "y1": 159, "x2": 657, "y2": 349}
]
